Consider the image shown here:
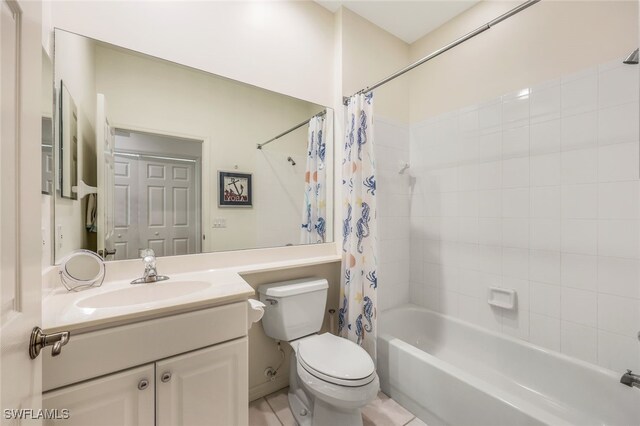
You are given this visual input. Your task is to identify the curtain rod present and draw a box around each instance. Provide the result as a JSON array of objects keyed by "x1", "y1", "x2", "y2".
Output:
[
  {"x1": 342, "y1": 0, "x2": 541, "y2": 105},
  {"x1": 256, "y1": 110, "x2": 326, "y2": 150}
]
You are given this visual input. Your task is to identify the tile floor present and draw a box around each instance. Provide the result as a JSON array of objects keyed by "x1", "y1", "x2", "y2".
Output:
[{"x1": 249, "y1": 388, "x2": 426, "y2": 426}]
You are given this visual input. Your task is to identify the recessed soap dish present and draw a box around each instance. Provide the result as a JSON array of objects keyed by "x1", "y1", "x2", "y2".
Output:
[{"x1": 488, "y1": 287, "x2": 517, "y2": 310}]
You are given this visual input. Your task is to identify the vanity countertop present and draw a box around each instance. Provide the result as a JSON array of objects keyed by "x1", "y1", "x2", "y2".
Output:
[{"x1": 42, "y1": 254, "x2": 341, "y2": 334}]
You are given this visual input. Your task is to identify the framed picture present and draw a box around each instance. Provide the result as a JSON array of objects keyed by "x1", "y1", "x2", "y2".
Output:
[{"x1": 218, "y1": 171, "x2": 252, "y2": 207}]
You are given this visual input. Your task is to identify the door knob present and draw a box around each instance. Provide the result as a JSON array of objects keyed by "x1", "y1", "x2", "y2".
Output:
[
  {"x1": 138, "y1": 379, "x2": 149, "y2": 390},
  {"x1": 161, "y1": 372, "x2": 172, "y2": 383},
  {"x1": 29, "y1": 327, "x2": 70, "y2": 359}
]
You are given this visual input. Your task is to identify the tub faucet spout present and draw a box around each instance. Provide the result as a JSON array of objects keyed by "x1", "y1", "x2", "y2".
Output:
[{"x1": 620, "y1": 370, "x2": 640, "y2": 388}]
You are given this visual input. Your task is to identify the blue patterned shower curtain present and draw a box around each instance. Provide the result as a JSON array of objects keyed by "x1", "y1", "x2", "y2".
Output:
[
  {"x1": 300, "y1": 115, "x2": 327, "y2": 244},
  {"x1": 339, "y1": 93, "x2": 378, "y2": 360}
]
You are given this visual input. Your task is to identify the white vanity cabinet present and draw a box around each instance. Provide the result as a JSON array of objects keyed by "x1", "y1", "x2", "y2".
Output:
[
  {"x1": 156, "y1": 339, "x2": 248, "y2": 426},
  {"x1": 43, "y1": 365, "x2": 155, "y2": 426},
  {"x1": 42, "y1": 302, "x2": 249, "y2": 426}
]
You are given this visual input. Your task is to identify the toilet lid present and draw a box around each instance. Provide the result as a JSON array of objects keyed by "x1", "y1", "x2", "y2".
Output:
[{"x1": 297, "y1": 333, "x2": 375, "y2": 383}]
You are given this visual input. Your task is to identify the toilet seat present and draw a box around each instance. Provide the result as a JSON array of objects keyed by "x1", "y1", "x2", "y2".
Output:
[{"x1": 297, "y1": 333, "x2": 376, "y2": 387}]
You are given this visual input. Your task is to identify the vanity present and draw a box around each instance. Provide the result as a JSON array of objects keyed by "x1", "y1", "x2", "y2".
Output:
[{"x1": 41, "y1": 268, "x2": 256, "y2": 425}]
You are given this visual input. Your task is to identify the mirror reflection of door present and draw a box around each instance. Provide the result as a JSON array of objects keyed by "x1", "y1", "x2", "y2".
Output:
[{"x1": 111, "y1": 130, "x2": 202, "y2": 260}]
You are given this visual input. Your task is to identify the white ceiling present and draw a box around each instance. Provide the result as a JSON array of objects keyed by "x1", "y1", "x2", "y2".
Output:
[{"x1": 316, "y1": 1, "x2": 480, "y2": 44}]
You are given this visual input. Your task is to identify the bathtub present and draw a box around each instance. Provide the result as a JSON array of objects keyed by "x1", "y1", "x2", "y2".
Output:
[{"x1": 377, "y1": 305, "x2": 640, "y2": 426}]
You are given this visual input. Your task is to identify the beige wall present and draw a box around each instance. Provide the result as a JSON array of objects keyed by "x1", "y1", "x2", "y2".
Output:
[
  {"x1": 47, "y1": 1, "x2": 335, "y2": 107},
  {"x1": 409, "y1": 0, "x2": 639, "y2": 122},
  {"x1": 340, "y1": 7, "x2": 411, "y2": 123},
  {"x1": 240, "y1": 261, "x2": 341, "y2": 401}
]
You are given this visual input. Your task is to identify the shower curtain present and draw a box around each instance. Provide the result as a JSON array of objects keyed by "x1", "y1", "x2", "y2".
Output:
[
  {"x1": 300, "y1": 115, "x2": 327, "y2": 244},
  {"x1": 339, "y1": 93, "x2": 378, "y2": 360}
]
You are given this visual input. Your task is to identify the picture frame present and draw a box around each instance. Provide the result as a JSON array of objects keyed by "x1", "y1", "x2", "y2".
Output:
[{"x1": 218, "y1": 171, "x2": 252, "y2": 207}]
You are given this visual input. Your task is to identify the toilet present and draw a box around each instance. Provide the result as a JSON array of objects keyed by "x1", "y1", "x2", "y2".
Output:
[{"x1": 258, "y1": 278, "x2": 379, "y2": 426}]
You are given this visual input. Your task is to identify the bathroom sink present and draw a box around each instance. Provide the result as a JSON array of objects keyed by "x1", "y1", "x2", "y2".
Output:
[{"x1": 76, "y1": 280, "x2": 212, "y2": 309}]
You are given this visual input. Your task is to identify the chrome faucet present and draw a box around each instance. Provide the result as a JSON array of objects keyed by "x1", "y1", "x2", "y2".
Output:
[
  {"x1": 620, "y1": 370, "x2": 640, "y2": 389},
  {"x1": 131, "y1": 249, "x2": 170, "y2": 284}
]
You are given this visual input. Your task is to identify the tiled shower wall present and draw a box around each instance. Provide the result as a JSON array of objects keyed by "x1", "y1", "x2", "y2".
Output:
[
  {"x1": 408, "y1": 57, "x2": 640, "y2": 373},
  {"x1": 375, "y1": 117, "x2": 411, "y2": 312}
]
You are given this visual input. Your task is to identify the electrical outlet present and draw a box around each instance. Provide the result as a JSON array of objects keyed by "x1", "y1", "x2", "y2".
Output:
[{"x1": 213, "y1": 218, "x2": 227, "y2": 228}]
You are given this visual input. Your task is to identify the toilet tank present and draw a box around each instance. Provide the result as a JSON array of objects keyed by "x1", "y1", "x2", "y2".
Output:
[{"x1": 258, "y1": 278, "x2": 328, "y2": 341}]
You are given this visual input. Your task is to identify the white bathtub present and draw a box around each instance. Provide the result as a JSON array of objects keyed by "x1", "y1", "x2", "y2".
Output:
[{"x1": 378, "y1": 305, "x2": 640, "y2": 426}]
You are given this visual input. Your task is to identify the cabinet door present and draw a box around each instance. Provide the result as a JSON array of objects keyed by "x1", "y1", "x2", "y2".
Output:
[
  {"x1": 43, "y1": 365, "x2": 154, "y2": 426},
  {"x1": 157, "y1": 338, "x2": 248, "y2": 426}
]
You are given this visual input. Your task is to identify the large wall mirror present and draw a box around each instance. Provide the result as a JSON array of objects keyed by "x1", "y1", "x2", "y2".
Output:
[{"x1": 50, "y1": 29, "x2": 334, "y2": 263}]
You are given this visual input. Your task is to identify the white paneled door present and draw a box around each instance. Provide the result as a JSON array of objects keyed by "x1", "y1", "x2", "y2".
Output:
[
  {"x1": 112, "y1": 154, "x2": 198, "y2": 259},
  {"x1": 139, "y1": 156, "x2": 197, "y2": 257},
  {"x1": 0, "y1": 0, "x2": 43, "y2": 418}
]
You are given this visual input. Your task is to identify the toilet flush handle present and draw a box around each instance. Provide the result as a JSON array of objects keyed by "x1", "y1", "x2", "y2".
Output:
[{"x1": 264, "y1": 298, "x2": 278, "y2": 305}]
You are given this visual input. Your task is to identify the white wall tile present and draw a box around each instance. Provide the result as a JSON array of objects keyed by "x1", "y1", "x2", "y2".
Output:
[
  {"x1": 502, "y1": 218, "x2": 529, "y2": 249},
  {"x1": 561, "y1": 321, "x2": 598, "y2": 364},
  {"x1": 598, "y1": 330, "x2": 640, "y2": 372},
  {"x1": 530, "y1": 218, "x2": 561, "y2": 251},
  {"x1": 478, "y1": 190, "x2": 501, "y2": 217},
  {"x1": 458, "y1": 294, "x2": 481, "y2": 324},
  {"x1": 477, "y1": 245, "x2": 502, "y2": 275},
  {"x1": 597, "y1": 293, "x2": 640, "y2": 337},
  {"x1": 502, "y1": 125, "x2": 529, "y2": 159},
  {"x1": 502, "y1": 188, "x2": 530, "y2": 218},
  {"x1": 561, "y1": 219, "x2": 597, "y2": 255},
  {"x1": 561, "y1": 148, "x2": 598, "y2": 184},
  {"x1": 478, "y1": 130, "x2": 502, "y2": 162},
  {"x1": 478, "y1": 161, "x2": 502, "y2": 190},
  {"x1": 597, "y1": 256, "x2": 640, "y2": 299},
  {"x1": 598, "y1": 63, "x2": 640, "y2": 109},
  {"x1": 530, "y1": 119, "x2": 561, "y2": 155},
  {"x1": 562, "y1": 184, "x2": 598, "y2": 219},
  {"x1": 529, "y1": 250, "x2": 561, "y2": 285},
  {"x1": 530, "y1": 281, "x2": 561, "y2": 317},
  {"x1": 531, "y1": 186, "x2": 561, "y2": 218},
  {"x1": 408, "y1": 59, "x2": 639, "y2": 373},
  {"x1": 530, "y1": 80, "x2": 561, "y2": 122},
  {"x1": 502, "y1": 157, "x2": 530, "y2": 188},
  {"x1": 478, "y1": 100, "x2": 502, "y2": 131},
  {"x1": 561, "y1": 287, "x2": 597, "y2": 327},
  {"x1": 598, "y1": 102, "x2": 639, "y2": 146},
  {"x1": 531, "y1": 153, "x2": 561, "y2": 187},
  {"x1": 561, "y1": 68, "x2": 598, "y2": 116},
  {"x1": 478, "y1": 218, "x2": 502, "y2": 246},
  {"x1": 561, "y1": 111, "x2": 597, "y2": 150},
  {"x1": 561, "y1": 253, "x2": 598, "y2": 291},
  {"x1": 598, "y1": 142, "x2": 639, "y2": 182},
  {"x1": 598, "y1": 181, "x2": 639, "y2": 220},
  {"x1": 502, "y1": 248, "x2": 529, "y2": 280},
  {"x1": 598, "y1": 220, "x2": 639, "y2": 259},
  {"x1": 530, "y1": 313, "x2": 561, "y2": 351},
  {"x1": 458, "y1": 268, "x2": 482, "y2": 298},
  {"x1": 503, "y1": 92, "x2": 530, "y2": 126}
]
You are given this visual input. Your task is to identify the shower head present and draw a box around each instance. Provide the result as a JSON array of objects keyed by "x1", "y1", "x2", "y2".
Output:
[{"x1": 623, "y1": 48, "x2": 639, "y2": 65}]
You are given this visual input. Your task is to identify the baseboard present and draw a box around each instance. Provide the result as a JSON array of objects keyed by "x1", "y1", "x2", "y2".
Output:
[{"x1": 249, "y1": 373, "x2": 290, "y2": 401}]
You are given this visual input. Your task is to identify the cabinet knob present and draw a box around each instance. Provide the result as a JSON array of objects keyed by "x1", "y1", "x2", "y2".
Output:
[
  {"x1": 161, "y1": 372, "x2": 172, "y2": 383},
  {"x1": 138, "y1": 379, "x2": 149, "y2": 390}
]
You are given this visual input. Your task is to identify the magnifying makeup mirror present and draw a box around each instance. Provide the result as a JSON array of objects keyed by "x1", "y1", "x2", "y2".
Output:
[{"x1": 58, "y1": 250, "x2": 106, "y2": 291}]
